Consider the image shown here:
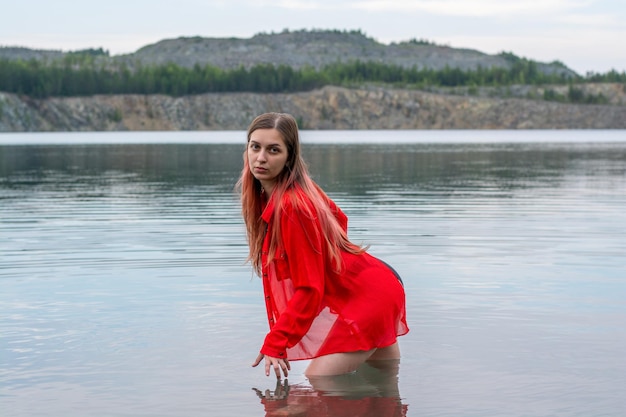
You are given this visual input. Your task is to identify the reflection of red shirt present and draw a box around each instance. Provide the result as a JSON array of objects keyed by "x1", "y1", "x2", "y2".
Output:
[
  {"x1": 258, "y1": 384, "x2": 408, "y2": 417},
  {"x1": 259, "y1": 395, "x2": 408, "y2": 417},
  {"x1": 259, "y1": 185, "x2": 409, "y2": 360}
]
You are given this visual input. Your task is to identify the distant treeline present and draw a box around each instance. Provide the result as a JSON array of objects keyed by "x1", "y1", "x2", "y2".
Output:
[{"x1": 1, "y1": 54, "x2": 625, "y2": 99}]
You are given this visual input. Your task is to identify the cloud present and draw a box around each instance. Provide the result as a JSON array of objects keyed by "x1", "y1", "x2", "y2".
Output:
[
  {"x1": 555, "y1": 12, "x2": 619, "y2": 27},
  {"x1": 252, "y1": 0, "x2": 594, "y2": 16},
  {"x1": 251, "y1": 0, "x2": 335, "y2": 10},
  {"x1": 350, "y1": 0, "x2": 593, "y2": 16}
]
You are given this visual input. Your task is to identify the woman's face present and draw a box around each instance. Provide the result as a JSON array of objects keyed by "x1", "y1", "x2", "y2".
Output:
[{"x1": 247, "y1": 128, "x2": 289, "y2": 194}]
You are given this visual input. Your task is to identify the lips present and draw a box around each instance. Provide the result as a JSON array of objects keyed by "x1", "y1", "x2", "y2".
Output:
[{"x1": 254, "y1": 167, "x2": 268, "y2": 174}]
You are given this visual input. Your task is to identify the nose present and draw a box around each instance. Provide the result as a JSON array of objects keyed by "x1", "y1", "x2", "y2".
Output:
[{"x1": 257, "y1": 149, "x2": 267, "y2": 162}]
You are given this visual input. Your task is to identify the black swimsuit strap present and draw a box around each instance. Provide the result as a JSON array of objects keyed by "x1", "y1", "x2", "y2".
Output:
[{"x1": 378, "y1": 258, "x2": 404, "y2": 286}]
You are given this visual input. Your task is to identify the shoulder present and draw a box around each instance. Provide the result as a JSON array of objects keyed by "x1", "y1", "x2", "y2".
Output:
[
  {"x1": 276, "y1": 187, "x2": 324, "y2": 231},
  {"x1": 281, "y1": 185, "x2": 313, "y2": 211}
]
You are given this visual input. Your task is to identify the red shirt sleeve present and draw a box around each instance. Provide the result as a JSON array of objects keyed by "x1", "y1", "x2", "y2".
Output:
[{"x1": 260, "y1": 198, "x2": 326, "y2": 358}]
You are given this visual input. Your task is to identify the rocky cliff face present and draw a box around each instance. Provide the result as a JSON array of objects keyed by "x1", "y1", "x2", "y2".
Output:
[{"x1": 1, "y1": 85, "x2": 625, "y2": 132}]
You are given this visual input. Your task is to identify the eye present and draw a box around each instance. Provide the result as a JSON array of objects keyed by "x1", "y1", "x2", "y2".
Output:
[
  {"x1": 269, "y1": 147, "x2": 281, "y2": 154},
  {"x1": 249, "y1": 143, "x2": 260, "y2": 150}
]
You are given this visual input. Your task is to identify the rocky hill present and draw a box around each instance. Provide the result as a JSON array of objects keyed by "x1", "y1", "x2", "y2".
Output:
[
  {"x1": 2, "y1": 84, "x2": 625, "y2": 132},
  {"x1": 1, "y1": 29, "x2": 576, "y2": 77},
  {"x1": 123, "y1": 30, "x2": 576, "y2": 77},
  {"x1": 0, "y1": 46, "x2": 66, "y2": 62}
]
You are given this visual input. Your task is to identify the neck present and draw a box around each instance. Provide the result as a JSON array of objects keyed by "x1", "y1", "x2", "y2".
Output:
[{"x1": 260, "y1": 181, "x2": 274, "y2": 197}]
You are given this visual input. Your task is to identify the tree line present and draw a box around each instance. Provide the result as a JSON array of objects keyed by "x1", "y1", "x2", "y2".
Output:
[{"x1": 1, "y1": 54, "x2": 624, "y2": 99}]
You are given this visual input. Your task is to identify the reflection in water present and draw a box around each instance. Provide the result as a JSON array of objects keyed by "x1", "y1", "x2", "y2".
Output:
[
  {"x1": 3, "y1": 141, "x2": 626, "y2": 193},
  {"x1": 1, "y1": 133, "x2": 626, "y2": 417},
  {"x1": 253, "y1": 361, "x2": 406, "y2": 417},
  {"x1": 0, "y1": 143, "x2": 243, "y2": 188}
]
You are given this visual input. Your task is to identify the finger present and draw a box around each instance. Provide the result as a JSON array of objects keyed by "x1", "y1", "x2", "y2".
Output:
[
  {"x1": 252, "y1": 353, "x2": 264, "y2": 368},
  {"x1": 280, "y1": 360, "x2": 289, "y2": 378},
  {"x1": 264, "y1": 358, "x2": 271, "y2": 377},
  {"x1": 267, "y1": 358, "x2": 283, "y2": 379},
  {"x1": 285, "y1": 358, "x2": 291, "y2": 370}
]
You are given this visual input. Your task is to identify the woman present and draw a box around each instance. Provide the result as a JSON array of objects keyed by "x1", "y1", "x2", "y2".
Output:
[{"x1": 238, "y1": 112, "x2": 409, "y2": 378}]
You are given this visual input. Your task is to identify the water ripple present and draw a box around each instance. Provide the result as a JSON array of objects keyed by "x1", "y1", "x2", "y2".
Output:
[{"x1": 1, "y1": 136, "x2": 625, "y2": 417}]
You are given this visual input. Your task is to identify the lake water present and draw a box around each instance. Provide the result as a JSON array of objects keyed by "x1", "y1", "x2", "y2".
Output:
[{"x1": 1, "y1": 130, "x2": 625, "y2": 417}]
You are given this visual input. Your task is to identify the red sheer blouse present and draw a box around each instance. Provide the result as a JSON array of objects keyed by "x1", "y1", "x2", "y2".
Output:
[{"x1": 259, "y1": 186, "x2": 409, "y2": 360}]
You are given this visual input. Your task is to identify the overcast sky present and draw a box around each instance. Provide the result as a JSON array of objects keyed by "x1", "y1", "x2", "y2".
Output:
[{"x1": 2, "y1": 0, "x2": 624, "y2": 75}]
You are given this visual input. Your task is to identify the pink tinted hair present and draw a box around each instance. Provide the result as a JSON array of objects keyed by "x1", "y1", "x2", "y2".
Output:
[{"x1": 237, "y1": 112, "x2": 364, "y2": 275}]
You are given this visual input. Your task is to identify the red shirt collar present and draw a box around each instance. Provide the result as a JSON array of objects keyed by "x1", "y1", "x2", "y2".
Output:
[{"x1": 261, "y1": 191, "x2": 276, "y2": 223}]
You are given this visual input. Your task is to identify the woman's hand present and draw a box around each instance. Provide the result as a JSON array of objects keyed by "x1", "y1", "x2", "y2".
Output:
[{"x1": 252, "y1": 352, "x2": 290, "y2": 379}]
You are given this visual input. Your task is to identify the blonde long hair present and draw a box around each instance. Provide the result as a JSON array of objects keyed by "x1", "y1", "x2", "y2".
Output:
[{"x1": 237, "y1": 112, "x2": 364, "y2": 275}]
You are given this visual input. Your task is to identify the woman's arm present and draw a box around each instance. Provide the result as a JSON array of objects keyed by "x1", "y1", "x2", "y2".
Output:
[{"x1": 260, "y1": 199, "x2": 326, "y2": 358}]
